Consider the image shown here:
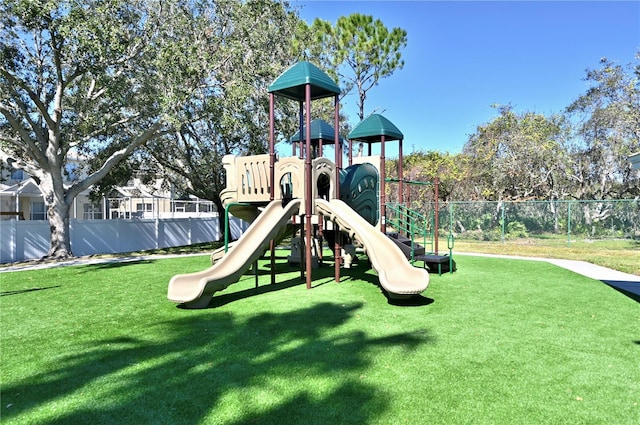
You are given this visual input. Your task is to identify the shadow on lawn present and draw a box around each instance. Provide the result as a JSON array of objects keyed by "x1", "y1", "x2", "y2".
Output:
[
  {"x1": 602, "y1": 280, "x2": 640, "y2": 303},
  {"x1": 1, "y1": 303, "x2": 433, "y2": 425},
  {"x1": 0, "y1": 285, "x2": 61, "y2": 296},
  {"x1": 198, "y1": 259, "x2": 422, "y2": 309}
]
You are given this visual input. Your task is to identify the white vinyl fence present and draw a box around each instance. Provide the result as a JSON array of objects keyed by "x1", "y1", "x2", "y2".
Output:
[{"x1": 0, "y1": 216, "x2": 249, "y2": 263}]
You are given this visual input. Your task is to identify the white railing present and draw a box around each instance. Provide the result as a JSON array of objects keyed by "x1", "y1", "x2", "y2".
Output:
[{"x1": 0, "y1": 216, "x2": 249, "y2": 264}]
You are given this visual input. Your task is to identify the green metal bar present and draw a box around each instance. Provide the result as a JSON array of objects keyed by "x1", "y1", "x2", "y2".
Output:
[
  {"x1": 224, "y1": 202, "x2": 250, "y2": 253},
  {"x1": 447, "y1": 233, "x2": 455, "y2": 274}
]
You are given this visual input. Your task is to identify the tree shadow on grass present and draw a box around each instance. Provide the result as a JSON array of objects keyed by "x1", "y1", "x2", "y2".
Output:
[
  {"x1": 205, "y1": 274, "x2": 308, "y2": 308},
  {"x1": 1, "y1": 302, "x2": 433, "y2": 425},
  {"x1": 199, "y1": 260, "x2": 398, "y2": 309},
  {"x1": 0, "y1": 285, "x2": 61, "y2": 296},
  {"x1": 602, "y1": 280, "x2": 640, "y2": 303},
  {"x1": 74, "y1": 258, "x2": 158, "y2": 272}
]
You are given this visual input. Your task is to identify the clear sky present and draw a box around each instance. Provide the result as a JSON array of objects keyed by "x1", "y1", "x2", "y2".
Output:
[{"x1": 292, "y1": 0, "x2": 640, "y2": 154}]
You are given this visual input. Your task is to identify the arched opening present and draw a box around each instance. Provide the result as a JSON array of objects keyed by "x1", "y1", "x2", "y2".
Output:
[
  {"x1": 280, "y1": 172, "x2": 294, "y2": 200},
  {"x1": 317, "y1": 172, "x2": 331, "y2": 200}
]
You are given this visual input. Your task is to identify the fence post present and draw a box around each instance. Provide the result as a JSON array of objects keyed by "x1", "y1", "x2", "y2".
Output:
[
  {"x1": 501, "y1": 202, "x2": 506, "y2": 243},
  {"x1": 567, "y1": 200, "x2": 572, "y2": 247},
  {"x1": 449, "y1": 202, "x2": 454, "y2": 234},
  {"x1": 155, "y1": 217, "x2": 160, "y2": 249},
  {"x1": 12, "y1": 219, "x2": 17, "y2": 263}
]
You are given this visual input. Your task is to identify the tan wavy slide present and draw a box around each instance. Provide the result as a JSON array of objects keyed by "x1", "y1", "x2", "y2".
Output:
[
  {"x1": 315, "y1": 199, "x2": 429, "y2": 298},
  {"x1": 168, "y1": 199, "x2": 301, "y2": 308},
  {"x1": 168, "y1": 197, "x2": 429, "y2": 308}
]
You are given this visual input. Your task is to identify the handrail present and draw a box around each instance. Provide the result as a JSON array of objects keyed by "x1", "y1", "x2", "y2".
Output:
[{"x1": 385, "y1": 203, "x2": 434, "y2": 262}]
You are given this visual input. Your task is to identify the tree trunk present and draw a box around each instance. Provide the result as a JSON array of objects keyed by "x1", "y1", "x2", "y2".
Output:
[
  {"x1": 47, "y1": 200, "x2": 73, "y2": 259},
  {"x1": 213, "y1": 196, "x2": 225, "y2": 238},
  {"x1": 41, "y1": 176, "x2": 74, "y2": 259}
]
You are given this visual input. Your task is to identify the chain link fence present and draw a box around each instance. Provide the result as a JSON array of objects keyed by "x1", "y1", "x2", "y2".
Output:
[{"x1": 414, "y1": 199, "x2": 640, "y2": 243}]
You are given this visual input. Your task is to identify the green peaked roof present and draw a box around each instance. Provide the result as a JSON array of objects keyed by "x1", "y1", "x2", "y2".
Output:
[
  {"x1": 289, "y1": 119, "x2": 344, "y2": 144},
  {"x1": 268, "y1": 61, "x2": 340, "y2": 101},
  {"x1": 348, "y1": 114, "x2": 404, "y2": 142}
]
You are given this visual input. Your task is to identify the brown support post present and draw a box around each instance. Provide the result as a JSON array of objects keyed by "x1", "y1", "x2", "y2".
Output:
[
  {"x1": 300, "y1": 217, "x2": 305, "y2": 280},
  {"x1": 434, "y1": 176, "x2": 440, "y2": 255},
  {"x1": 399, "y1": 138, "x2": 404, "y2": 204},
  {"x1": 305, "y1": 84, "x2": 313, "y2": 289},
  {"x1": 269, "y1": 93, "x2": 276, "y2": 285},
  {"x1": 299, "y1": 102, "x2": 304, "y2": 159},
  {"x1": 334, "y1": 94, "x2": 341, "y2": 282},
  {"x1": 269, "y1": 94, "x2": 275, "y2": 200},
  {"x1": 380, "y1": 136, "x2": 386, "y2": 233}
]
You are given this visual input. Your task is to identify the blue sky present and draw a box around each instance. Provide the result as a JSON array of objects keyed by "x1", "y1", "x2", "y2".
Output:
[{"x1": 292, "y1": 0, "x2": 640, "y2": 154}]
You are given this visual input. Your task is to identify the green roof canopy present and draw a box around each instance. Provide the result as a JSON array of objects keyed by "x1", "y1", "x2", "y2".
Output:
[
  {"x1": 348, "y1": 114, "x2": 404, "y2": 142},
  {"x1": 289, "y1": 119, "x2": 344, "y2": 144},
  {"x1": 268, "y1": 61, "x2": 340, "y2": 101}
]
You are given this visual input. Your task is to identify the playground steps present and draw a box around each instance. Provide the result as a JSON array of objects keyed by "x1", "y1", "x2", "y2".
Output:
[
  {"x1": 386, "y1": 231, "x2": 456, "y2": 275},
  {"x1": 414, "y1": 254, "x2": 457, "y2": 275},
  {"x1": 385, "y1": 232, "x2": 426, "y2": 258}
]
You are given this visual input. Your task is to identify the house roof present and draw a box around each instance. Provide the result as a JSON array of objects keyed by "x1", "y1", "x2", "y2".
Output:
[
  {"x1": 289, "y1": 119, "x2": 344, "y2": 144},
  {"x1": 348, "y1": 114, "x2": 404, "y2": 142},
  {"x1": 268, "y1": 61, "x2": 340, "y2": 101},
  {"x1": 0, "y1": 178, "x2": 42, "y2": 196},
  {"x1": 630, "y1": 152, "x2": 640, "y2": 170},
  {"x1": 112, "y1": 185, "x2": 159, "y2": 198}
]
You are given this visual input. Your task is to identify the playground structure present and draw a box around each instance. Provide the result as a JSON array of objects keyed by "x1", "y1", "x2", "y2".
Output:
[{"x1": 168, "y1": 61, "x2": 444, "y2": 308}]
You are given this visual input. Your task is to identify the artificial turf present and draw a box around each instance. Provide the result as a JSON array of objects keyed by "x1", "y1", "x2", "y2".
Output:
[{"x1": 1, "y1": 253, "x2": 638, "y2": 424}]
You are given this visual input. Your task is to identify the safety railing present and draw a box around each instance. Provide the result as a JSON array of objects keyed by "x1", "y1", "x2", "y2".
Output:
[{"x1": 385, "y1": 203, "x2": 434, "y2": 262}]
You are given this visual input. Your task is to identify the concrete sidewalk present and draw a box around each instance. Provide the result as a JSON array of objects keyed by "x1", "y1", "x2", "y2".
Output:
[
  {"x1": 457, "y1": 252, "x2": 640, "y2": 282},
  {"x1": 0, "y1": 253, "x2": 209, "y2": 273}
]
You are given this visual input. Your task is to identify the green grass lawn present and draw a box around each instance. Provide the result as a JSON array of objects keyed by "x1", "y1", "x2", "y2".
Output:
[
  {"x1": 454, "y1": 237, "x2": 640, "y2": 275},
  {"x1": 1, "y1": 253, "x2": 638, "y2": 424}
]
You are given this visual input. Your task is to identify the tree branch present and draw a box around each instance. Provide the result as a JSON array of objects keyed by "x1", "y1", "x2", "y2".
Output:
[
  {"x1": 66, "y1": 122, "x2": 168, "y2": 200},
  {"x1": 0, "y1": 103, "x2": 48, "y2": 165}
]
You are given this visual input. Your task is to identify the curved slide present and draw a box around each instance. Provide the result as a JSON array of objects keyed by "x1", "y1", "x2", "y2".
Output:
[
  {"x1": 168, "y1": 199, "x2": 301, "y2": 308},
  {"x1": 315, "y1": 199, "x2": 429, "y2": 298},
  {"x1": 168, "y1": 197, "x2": 428, "y2": 308}
]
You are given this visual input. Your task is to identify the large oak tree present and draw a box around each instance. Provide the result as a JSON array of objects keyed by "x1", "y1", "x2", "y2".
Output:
[{"x1": 0, "y1": 0, "x2": 236, "y2": 259}]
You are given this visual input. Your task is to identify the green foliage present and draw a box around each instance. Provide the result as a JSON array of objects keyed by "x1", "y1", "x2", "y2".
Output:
[
  {"x1": 462, "y1": 104, "x2": 569, "y2": 201},
  {"x1": 505, "y1": 220, "x2": 528, "y2": 238},
  {"x1": 0, "y1": 0, "x2": 307, "y2": 256},
  {"x1": 564, "y1": 56, "x2": 640, "y2": 200},
  {"x1": 385, "y1": 150, "x2": 468, "y2": 205},
  {"x1": 310, "y1": 13, "x2": 407, "y2": 120},
  {"x1": 1, "y1": 0, "x2": 233, "y2": 257},
  {"x1": 461, "y1": 55, "x2": 640, "y2": 203},
  {"x1": 143, "y1": 0, "x2": 305, "y2": 205}
]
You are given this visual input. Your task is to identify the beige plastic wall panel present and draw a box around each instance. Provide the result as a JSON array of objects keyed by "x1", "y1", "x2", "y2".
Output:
[
  {"x1": 220, "y1": 187, "x2": 238, "y2": 209},
  {"x1": 222, "y1": 155, "x2": 238, "y2": 190},
  {"x1": 236, "y1": 154, "x2": 271, "y2": 203},
  {"x1": 312, "y1": 158, "x2": 336, "y2": 201},
  {"x1": 275, "y1": 157, "x2": 305, "y2": 213}
]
